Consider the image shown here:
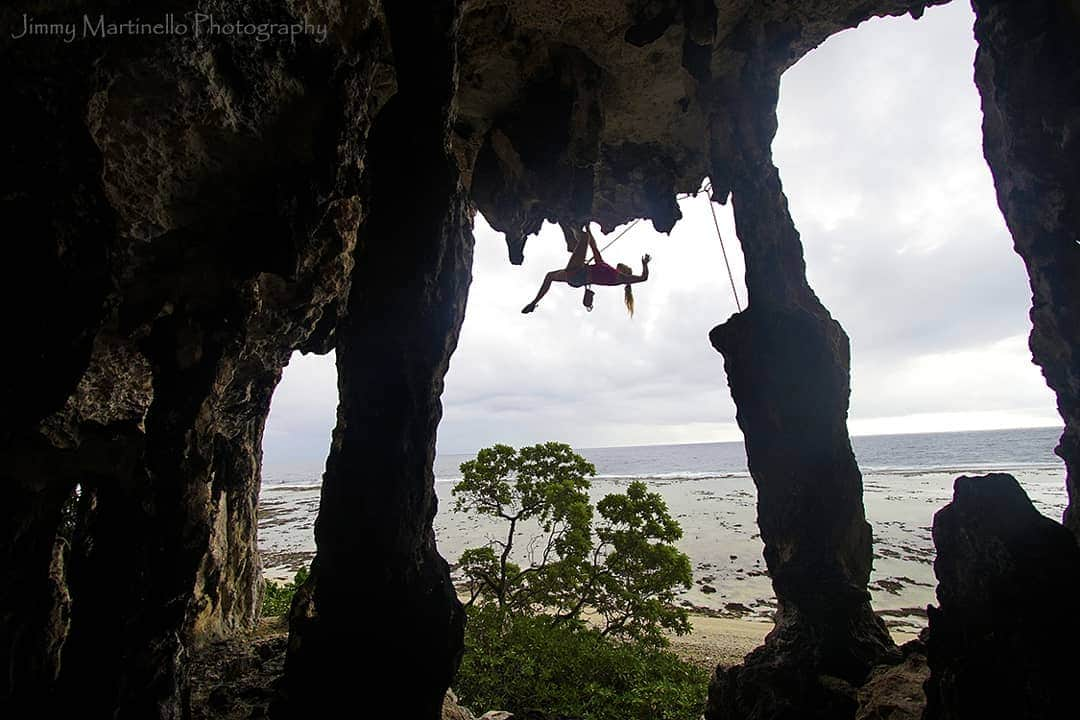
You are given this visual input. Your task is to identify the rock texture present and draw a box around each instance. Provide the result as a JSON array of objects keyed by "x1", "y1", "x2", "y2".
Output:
[
  {"x1": 189, "y1": 624, "x2": 288, "y2": 720},
  {"x1": 2, "y1": 0, "x2": 391, "y2": 716},
  {"x1": 443, "y1": 689, "x2": 478, "y2": 720},
  {"x1": 275, "y1": 2, "x2": 472, "y2": 717},
  {"x1": 924, "y1": 474, "x2": 1080, "y2": 719},
  {"x1": 457, "y1": 0, "x2": 948, "y2": 261},
  {"x1": 971, "y1": 0, "x2": 1080, "y2": 538},
  {"x1": 855, "y1": 639, "x2": 929, "y2": 720}
]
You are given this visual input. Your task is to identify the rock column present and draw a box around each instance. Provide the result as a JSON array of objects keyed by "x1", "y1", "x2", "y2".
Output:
[
  {"x1": 706, "y1": 68, "x2": 895, "y2": 719},
  {"x1": 971, "y1": 0, "x2": 1080, "y2": 538},
  {"x1": 278, "y1": 2, "x2": 473, "y2": 717}
]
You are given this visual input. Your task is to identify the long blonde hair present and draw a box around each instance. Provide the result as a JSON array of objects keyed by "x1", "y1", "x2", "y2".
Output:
[{"x1": 617, "y1": 263, "x2": 634, "y2": 317}]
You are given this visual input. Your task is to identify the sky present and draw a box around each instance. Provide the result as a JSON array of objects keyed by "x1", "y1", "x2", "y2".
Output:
[{"x1": 262, "y1": 2, "x2": 1060, "y2": 467}]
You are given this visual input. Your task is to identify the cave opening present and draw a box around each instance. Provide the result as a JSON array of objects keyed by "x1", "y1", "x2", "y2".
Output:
[
  {"x1": 775, "y1": 1, "x2": 1058, "y2": 439},
  {"x1": 7, "y1": 0, "x2": 1078, "y2": 717},
  {"x1": 259, "y1": 351, "x2": 338, "y2": 584},
  {"x1": 768, "y1": 0, "x2": 1066, "y2": 632}
]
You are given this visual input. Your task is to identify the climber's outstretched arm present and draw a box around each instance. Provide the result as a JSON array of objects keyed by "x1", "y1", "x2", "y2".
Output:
[{"x1": 625, "y1": 254, "x2": 651, "y2": 284}]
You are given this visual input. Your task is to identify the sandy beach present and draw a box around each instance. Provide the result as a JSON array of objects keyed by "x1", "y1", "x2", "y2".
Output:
[
  {"x1": 663, "y1": 615, "x2": 920, "y2": 671},
  {"x1": 666, "y1": 616, "x2": 773, "y2": 670}
]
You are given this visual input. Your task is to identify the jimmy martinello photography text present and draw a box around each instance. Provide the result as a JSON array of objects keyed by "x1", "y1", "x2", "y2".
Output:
[{"x1": 10, "y1": 13, "x2": 329, "y2": 44}]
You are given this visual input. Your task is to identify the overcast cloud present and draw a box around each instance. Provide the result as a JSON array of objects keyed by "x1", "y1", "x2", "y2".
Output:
[{"x1": 262, "y1": 2, "x2": 1059, "y2": 467}]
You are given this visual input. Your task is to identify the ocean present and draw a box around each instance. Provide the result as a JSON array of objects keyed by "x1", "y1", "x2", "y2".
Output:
[{"x1": 259, "y1": 426, "x2": 1067, "y2": 634}]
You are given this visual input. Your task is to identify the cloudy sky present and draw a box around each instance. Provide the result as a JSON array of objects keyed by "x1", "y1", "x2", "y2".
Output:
[{"x1": 262, "y1": 2, "x2": 1059, "y2": 467}]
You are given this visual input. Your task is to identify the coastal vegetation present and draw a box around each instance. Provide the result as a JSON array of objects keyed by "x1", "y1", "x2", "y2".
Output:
[
  {"x1": 258, "y1": 444, "x2": 707, "y2": 718},
  {"x1": 261, "y1": 567, "x2": 309, "y2": 618},
  {"x1": 456, "y1": 605, "x2": 708, "y2": 720},
  {"x1": 452, "y1": 442, "x2": 693, "y2": 645},
  {"x1": 451, "y1": 443, "x2": 705, "y2": 718}
]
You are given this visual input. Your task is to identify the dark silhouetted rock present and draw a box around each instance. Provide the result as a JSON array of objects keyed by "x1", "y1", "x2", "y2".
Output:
[
  {"x1": 2, "y1": 1, "x2": 392, "y2": 716},
  {"x1": 971, "y1": 0, "x2": 1080, "y2": 539},
  {"x1": 705, "y1": 38, "x2": 895, "y2": 720},
  {"x1": 924, "y1": 474, "x2": 1080, "y2": 719},
  {"x1": 275, "y1": 2, "x2": 471, "y2": 717}
]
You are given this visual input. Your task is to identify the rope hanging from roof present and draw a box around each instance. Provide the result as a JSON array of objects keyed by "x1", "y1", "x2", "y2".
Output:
[{"x1": 585, "y1": 186, "x2": 743, "y2": 312}]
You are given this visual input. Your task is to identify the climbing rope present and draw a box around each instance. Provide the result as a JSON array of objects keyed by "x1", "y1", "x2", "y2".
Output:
[
  {"x1": 592, "y1": 192, "x2": 695, "y2": 255},
  {"x1": 584, "y1": 186, "x2": 744, "y2": 312},
  {"x1": 597, "y1": 218, "x2": 643, "y2": 254},
  {"x1": 702, "y1": 183, "x2": 743, "y2": 312}
]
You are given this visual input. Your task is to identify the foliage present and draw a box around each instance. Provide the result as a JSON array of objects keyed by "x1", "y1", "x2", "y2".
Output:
[
  {"x1": 592, "y1": 482, "x2": 693, "y2": 643},
  {"x1": 261, "y1": 566, "x2": 310, "y2": 618},
  {"x1": 452, "y1": 442, "x2": 692, "y2": 646},
  {"x1": 456, "y1": 605, "x2": 708, "y2": 720},
  {"x1": 453, "y1": 442, "x2": 594, "y2": 614}
]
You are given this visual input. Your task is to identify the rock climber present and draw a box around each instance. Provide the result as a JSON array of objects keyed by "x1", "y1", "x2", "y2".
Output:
[{"x1": 521, "y1": 223, "x2": 650, "y2": 316}]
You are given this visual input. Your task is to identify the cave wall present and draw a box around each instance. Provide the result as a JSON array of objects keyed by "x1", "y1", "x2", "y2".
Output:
[
  {"x1": 971, "y1": 0, "x2": 1080, "y2": 537},
  {"x1": 1, "y1": 0, "x2": 392, "y2": 715},
  {"x1": 1, "y1": 5, "x2": 116, "y2": 703}
]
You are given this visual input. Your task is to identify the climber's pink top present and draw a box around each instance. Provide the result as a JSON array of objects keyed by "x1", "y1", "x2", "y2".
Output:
[{"x1": 588, "y1": 261, "x2": 624, "y2": 286}]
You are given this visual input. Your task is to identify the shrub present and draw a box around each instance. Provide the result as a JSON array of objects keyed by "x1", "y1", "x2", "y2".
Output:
[
  {"x1": 261, "y1": 566, "x2": 310, "y2": 618},
  {"x1": 456, "y1": 605, "x2": 708, "y2": 720}
]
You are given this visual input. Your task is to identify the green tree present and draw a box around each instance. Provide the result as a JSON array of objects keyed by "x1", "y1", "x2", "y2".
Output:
[
  {"x1": 590, "y1": 482, "x2": 693, "y2": 643},
  {"x1": 453, "y1": 442, "x2": 594, "y2": 614},
  {"x1": 452, "y1": 442, "x2": 693, "y2": 645}
]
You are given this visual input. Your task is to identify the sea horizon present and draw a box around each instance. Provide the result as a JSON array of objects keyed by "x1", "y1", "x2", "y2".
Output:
[
  {"x1": 437, "y1": 421, "x2": 1065, "y2": 457},
  {"x1": 262, "y1": 424, "x2": 1066, "y2": 489}
]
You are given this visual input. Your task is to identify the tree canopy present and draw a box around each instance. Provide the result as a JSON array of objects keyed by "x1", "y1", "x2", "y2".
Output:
[{"x1": 452, "y1": 442, "x2": 693, "y2": 646}]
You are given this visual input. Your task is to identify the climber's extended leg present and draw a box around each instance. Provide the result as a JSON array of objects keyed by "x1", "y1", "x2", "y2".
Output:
[{"x1": 522, "y1": 270, "x2": 567, "y2": 313}]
